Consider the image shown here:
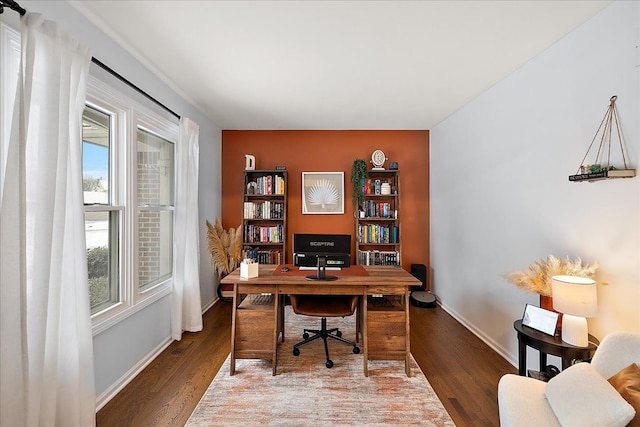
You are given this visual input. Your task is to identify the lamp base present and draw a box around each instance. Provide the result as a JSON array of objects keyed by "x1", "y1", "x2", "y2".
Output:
[{"x1": 561, "y1": 314, "x2": 589, "y2": 347}]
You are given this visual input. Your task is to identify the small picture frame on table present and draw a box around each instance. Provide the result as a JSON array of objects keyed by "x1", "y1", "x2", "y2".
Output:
[{"x1": 522, "y1": 303, "x2": 559, "y2": 336}]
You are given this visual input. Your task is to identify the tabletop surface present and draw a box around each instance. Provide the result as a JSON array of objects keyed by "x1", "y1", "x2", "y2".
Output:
[{"x1": 221, "y1": 264, "x2": 421, "y2": 287}]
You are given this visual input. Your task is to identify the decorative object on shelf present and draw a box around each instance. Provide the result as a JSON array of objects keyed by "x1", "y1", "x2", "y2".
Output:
[
  {"x1": 504, "y1": 255, "x2": 599, "y2": 297},
  {"x1": 275, "y1": 165, "x2": 287, "y2": 170},
  {"x1": 371, "y1": 149, "x2": 387, "y2": 170},
  {"x1": 350, "y1": 159, "x2": 369, "y2": 210},
  {"x1": 389, "y1": 161, "x2": 398, "y2": 170},
  {"x1": 569, "y1": 96, "x2": 636, "y2": 182},
  {"x1": 206, "y1": 219, "x2": 243, "y2": 277},
  {"x1": 302, "y1": 172, "x2": 344, "y2": 214},
  {"x1": 244, "y1": 154, "x2": 255, "y2": 170},
  {"x1": 380, "y1": 182, "x2": 391, "y2": 195},
  {"x1": 551, "y1": 275, "x2": 598, "y2": 346}
]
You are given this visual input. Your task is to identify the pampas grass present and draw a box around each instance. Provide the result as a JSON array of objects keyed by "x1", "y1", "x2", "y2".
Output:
[
  {"x1": 206, "y1": 219, "x2": 243, "y2": 278},
  {"x1": 505, "y1": 255, "x2": 599, "y2": 296}
]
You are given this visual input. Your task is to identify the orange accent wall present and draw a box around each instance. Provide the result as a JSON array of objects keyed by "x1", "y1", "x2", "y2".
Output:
[{"x1": 221, "y1": 130, "x2": 429, "y2": 272}]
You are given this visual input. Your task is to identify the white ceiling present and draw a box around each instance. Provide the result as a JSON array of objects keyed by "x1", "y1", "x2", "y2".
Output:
[{"x1": 69, "y1": 0, "x2": 612, "y2": 130}]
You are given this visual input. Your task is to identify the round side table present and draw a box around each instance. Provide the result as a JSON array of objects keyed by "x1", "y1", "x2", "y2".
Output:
[{"x1": 514, "y1": 319, "x2": 598, "y2": 376}]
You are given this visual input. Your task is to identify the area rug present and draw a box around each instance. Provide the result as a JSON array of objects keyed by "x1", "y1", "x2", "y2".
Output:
[{"x1": 186, "y1": 306, "x2": 454, "y2": 426}]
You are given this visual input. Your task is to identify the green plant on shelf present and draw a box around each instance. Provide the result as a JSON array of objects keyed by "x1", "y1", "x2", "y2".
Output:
[{"x1": 351, "y1": 159, "x2": 369, "y2": 211}]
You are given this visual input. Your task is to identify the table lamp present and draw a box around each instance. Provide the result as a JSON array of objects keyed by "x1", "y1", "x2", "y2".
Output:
[{"x1": 551, "y1": 275, "x2": 597, "y2": 347}]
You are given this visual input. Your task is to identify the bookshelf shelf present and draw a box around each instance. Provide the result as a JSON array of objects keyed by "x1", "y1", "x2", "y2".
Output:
[
  {"x1": 355, "y1": 169, "x2": 401, "y2": 266},
  {"x1": 242, "y1": 170, "x2": 288, "y2": 264}
]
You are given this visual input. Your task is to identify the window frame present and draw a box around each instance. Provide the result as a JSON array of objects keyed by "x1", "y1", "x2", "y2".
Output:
[{"x1": 85, "y1": 71, "x2": 178, "y2": 335}]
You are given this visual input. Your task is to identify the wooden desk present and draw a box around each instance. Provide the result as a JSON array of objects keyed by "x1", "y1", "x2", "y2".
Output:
[
  {"x1": 221, "y1": 264, "x2": 420, "y2": 377},
  {"x1": 514, "y1": 320, "x2": 599, "y2": 376}
]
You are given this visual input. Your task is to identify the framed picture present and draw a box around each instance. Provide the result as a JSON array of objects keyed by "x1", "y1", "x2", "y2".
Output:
[
  {"x1": 522, "y1": 304, "x2": 559, "y2": 336},
  {"x1": 302, "y1": 172, "x2": 344, "y2": 214}
]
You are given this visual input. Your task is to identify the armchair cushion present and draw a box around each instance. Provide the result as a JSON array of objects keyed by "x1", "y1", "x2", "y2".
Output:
[
  {"x1": 545, "y1": 362, "x2": 635, "y2": 427},
  {"x1": 608, "y1": 363, "x2": 640, "y2": 427}
]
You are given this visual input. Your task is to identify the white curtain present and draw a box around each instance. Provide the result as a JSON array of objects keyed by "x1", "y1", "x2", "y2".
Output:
[
  {"x1": 171, "y1": 117, "x2": 202, "y2": 340},
  {"x1": 0, "y1": 13, "x2": 95, "y2": 427}
]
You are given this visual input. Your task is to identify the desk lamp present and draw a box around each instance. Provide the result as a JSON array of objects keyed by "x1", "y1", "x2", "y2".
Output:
[{"x1": 551, "y1": 275, "x2": 597, "y2": 347}]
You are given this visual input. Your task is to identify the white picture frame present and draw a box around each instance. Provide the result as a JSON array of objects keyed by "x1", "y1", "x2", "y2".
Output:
[
  {"x1": 302, "y1": 172, "x2": 344, "y2": 214},
  {"x1": 522, "y1": 303, "x2": 559, "y2": 336}
]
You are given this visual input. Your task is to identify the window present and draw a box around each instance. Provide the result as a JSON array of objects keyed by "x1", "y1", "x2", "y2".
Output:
[
  {"x1": 136, "y1": 127, "x2": 174, "y2": 291},
  {"x1": 83, "y1": 105, "x2": 120, "y2": 315},
  {"x1": 85, "y1": 74, "x2": 178, "y2": 332}
]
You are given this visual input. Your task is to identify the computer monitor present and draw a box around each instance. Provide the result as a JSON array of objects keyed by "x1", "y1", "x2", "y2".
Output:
[{"x1": 292, "y1": 233, "x2": 351, "y2": 269}]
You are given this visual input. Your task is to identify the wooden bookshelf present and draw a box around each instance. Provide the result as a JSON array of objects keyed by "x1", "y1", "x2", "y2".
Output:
[
  {"x1": 242, "y1": 170, "x2": 288, "y2": 264},
  {"x1": 355, "y1": 170, "x2": 401, "y2": 266}
]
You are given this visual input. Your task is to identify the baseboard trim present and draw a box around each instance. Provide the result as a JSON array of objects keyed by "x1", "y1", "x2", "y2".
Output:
[
  {"x1": 95, "y1": 336, "x2": 173, "y2": 412},
  {"x1": 95, "y1": 297, "x2": 222, "y2": 412},
  {"x1": 438, "y1": 302, "x2": 518, "y2": 369}
]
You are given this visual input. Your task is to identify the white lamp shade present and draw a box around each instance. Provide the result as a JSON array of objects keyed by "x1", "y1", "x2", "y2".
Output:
[{"x1": 551, "y1": 275, "x2": 597, "y2": 317}]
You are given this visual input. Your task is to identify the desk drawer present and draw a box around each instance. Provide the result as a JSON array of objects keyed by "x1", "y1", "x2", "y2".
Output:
[
  {"x1": 367, "y1": 310, "x2": 406, "y2": 354},
  {"x1": 366, "y1": 285, "x2": 406, "y2": 295}
]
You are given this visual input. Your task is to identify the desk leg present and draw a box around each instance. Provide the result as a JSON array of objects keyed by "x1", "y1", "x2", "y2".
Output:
[
  {"x1": 517, "y1": 334, "x2": 526, "y2": 376},
  {"x1": 405, "y1": 289, "x2": 411, "y2": 377},
  {"x1": 272, "y1": 291, "x2": 279, "y2": 376},
  {"x1": 230, "y1": 284, "x2": 238, "y2": 376},
  {"x1": 363, "y1": 293, "x2": 369, "y2": 377}
]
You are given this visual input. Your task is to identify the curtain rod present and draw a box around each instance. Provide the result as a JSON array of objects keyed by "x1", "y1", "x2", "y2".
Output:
[
  {"x1": 0, "y1": 0, "x2": 26, "y2": 15},
  {"x1": 91, "y1": 58, "x2": 181, "y2": 120},
  {"x1": 1, "y1": 0, "x2": 181, "y2": 120}
]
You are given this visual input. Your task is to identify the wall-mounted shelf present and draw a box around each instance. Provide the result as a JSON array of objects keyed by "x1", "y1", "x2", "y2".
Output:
[{"x1": 570, "y1": 96, "x2": 636, "y2": 183}]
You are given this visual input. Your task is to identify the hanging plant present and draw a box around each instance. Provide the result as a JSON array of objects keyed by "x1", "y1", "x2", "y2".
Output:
[{"x1": 350, "y1": 159, "x2": 369, "y2": 210}]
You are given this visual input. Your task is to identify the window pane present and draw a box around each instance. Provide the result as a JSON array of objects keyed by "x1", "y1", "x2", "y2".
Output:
[
  {"x1": 137, "y1": 128, "x2": 174, "y2": 206},
  {"x1": 82, "y1": 106, "x2": 110, "y2": 204},
  {"x1": 138, "y1": 210, "x2": 173, "y2": 290},
  {"x1": 86, "y1": 211, "x2": 119, "y2": 313}
]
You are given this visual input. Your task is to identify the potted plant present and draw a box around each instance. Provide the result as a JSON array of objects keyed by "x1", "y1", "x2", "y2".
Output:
[{"x1": 350, "y1": 159, "x2": 369, "y2": 212}]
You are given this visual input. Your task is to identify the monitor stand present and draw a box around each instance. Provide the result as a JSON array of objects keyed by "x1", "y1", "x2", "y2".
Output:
[{"x1": 305, "y1": 256, "x2": 338, "y2": 281}]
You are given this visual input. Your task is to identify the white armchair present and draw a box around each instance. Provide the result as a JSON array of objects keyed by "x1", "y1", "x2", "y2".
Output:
[{"x1": 498, "y1": 332, "x2": 640, "y2": 426}]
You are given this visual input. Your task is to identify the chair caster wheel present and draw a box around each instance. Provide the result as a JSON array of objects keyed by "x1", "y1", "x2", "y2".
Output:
[
  {"x1": 353, "y1": 346, "x2": 360, "y2": 354},
  {"x1": 336, "y1": 331, "x2": 342, "y2": 338},
  {"x1": 302, "y1": 333, "x2": 309, "y2": 340},
  {"x1": 293, "y1": 348, "x2": 300, "y2": 356},
  {"x1": 326, "y1": 359, "x2": 334, "y2": 368}
]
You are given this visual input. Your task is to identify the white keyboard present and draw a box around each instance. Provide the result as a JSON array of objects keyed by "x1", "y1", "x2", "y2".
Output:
[{"x1": 298, "y1": 266, "x2": 342, "y2": 271}]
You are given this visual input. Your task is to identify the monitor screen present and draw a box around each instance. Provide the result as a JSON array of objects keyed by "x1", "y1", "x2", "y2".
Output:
[{"x1": 293, "y1": 233, "x2": 351, "y2": 268}]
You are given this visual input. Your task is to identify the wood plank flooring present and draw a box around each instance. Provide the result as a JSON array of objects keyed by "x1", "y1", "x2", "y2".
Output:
[{"x1": 96, "y1": 301, "x2": 516, "y2": 426}]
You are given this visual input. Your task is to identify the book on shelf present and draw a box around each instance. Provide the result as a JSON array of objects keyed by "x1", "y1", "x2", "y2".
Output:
[
  {"x1": 244, "y1": 224, "x2": 283, "y2": 243},
  {"x1": 357, "y1": 249, "x2": 400, "y2": 266},
  {"x1": 357, "y1": 224, "x2": 399, "y2": 244},
  {"x1": 243, "y1": 247, "x2": 283, "y2": 264},
  {"x1": 244, "y1": 201, "x2": 285, "y2": 219}
]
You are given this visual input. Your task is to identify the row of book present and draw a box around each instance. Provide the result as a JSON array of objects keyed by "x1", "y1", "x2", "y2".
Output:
[
  {"x1": 362, "y1": 201, "x2": 396, "y2": 219},
  {"x1": 243, "y1": 248, "x2": 283, "y2": 264},
  {"x1": 246, "y1": 175, "x2": 286, "y2": 196},
  {"x1": 357, "y1": 250, "x2": 401, "y2": 266},
  {"x1": 244, "y1": 224, "x2": 284, "y2": 243},
  {"x1": 357, "y1": 224, "x2": 400, "y2": 244},
  {"x1": 243, "y1": 201, "x2": 285, "y2": 219}
]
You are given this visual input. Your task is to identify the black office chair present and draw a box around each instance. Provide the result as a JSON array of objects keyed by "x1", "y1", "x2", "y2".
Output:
[{"x1": 290, "y1": 295, "x2": 360, "y2": 368}]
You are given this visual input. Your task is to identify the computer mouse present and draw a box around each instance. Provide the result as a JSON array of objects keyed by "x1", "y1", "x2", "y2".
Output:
[{"x1": 281, "y1": 267, "x2": 289, "y2": 272}]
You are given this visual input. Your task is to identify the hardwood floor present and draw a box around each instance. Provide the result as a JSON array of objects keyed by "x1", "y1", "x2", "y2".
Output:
[{"x1": 96, "y1": 301, "x2": 516, "y2": 426}]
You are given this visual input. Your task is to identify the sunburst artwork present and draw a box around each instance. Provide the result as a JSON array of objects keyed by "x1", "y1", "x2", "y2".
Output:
[{"x1": 302, "y1": 172, "x2": 344, "y2": 214}]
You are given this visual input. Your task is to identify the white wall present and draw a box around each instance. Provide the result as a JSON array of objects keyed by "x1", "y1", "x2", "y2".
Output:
[
  {"x1": 430, "y1": 0, "x2": 639, "y2": 370},
  {"x1": 19, "y1": 0, "x2": 222, "y2": 406}
]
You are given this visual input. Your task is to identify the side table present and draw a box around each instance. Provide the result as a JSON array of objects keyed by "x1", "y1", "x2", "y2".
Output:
[{"x1": 513, "y1": 319, "x2": 598, "y2": 376}]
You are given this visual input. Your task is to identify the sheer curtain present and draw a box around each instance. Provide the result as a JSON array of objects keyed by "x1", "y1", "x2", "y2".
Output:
[
  {"x1": 171, "y1": 117, "x2": 202, "y2": 340},
  {"x1": 0, "y1": 13, "x2": 95, "y2": 427}
]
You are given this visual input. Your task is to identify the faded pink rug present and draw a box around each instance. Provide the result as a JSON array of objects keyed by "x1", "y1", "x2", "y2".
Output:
[{"x1": 186, "y1": 306, "x2": 454, "y2": 426}]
